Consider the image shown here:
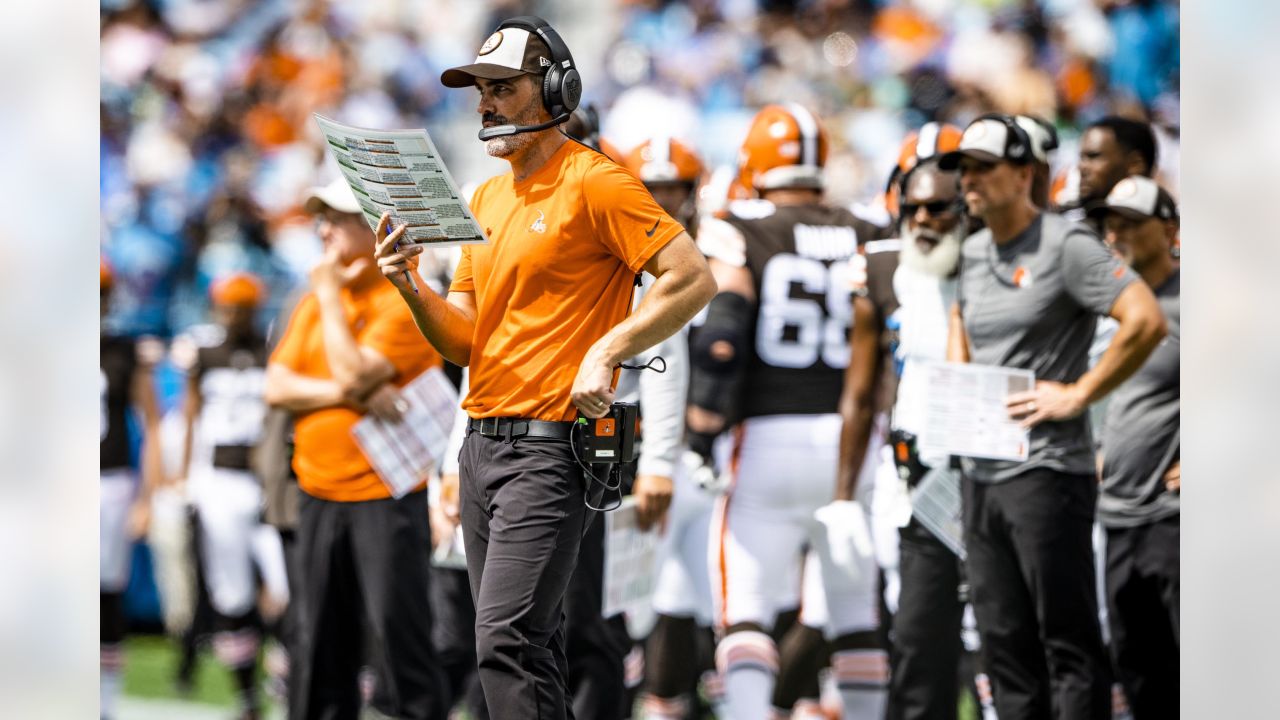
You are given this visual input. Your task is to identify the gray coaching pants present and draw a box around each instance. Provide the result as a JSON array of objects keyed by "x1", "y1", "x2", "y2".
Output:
[{"x1": 459, "y1": 429, "x2": 593, "y2": 720}]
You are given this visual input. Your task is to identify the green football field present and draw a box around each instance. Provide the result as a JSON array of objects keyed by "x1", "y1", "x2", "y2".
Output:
[
  {"x1": 121, "y1": 634, "x2": 282, "y2": 718},
  {"x1": 121, "y1": 633, "x2": 978, "y2": 719}
]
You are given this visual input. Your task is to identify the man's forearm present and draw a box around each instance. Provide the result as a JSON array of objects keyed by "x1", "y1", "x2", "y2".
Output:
[
  {"x1": 1074, "y1": 310, "x2": 1165, "y2": 406},
  {"x1": 399, "y1": 287, "x2": 475, "y2": 367},
  {"x1": 587, "y1": 265, "x2": 715, "y2": 368},
  {"x1": 836, "y1": 298, "x2": 881, "y2": 501},
  {"x1": 838, "y1": 398, "x2": 876, "y2": 501},
  {"x1": 315, "y1": 289, "x2": 393, "y2": 390},
  {"x1": 946, "y1": 302, "x2": 970, "y2": 363},
  {"x1": 132, "y1": 367, "x2": 164, "y2": 496},
  {"x1": 179, "y1": 380, "x2": 199, "y2": 480},
  {"x1": 264, "y1": 363, "x2": 347, "y2": 412},
  {"x1": 138, "y1": 425, "x2": 164, "y2": 499}
]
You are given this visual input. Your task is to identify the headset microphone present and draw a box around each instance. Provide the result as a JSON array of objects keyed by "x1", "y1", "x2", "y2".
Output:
[{"x1": 477, "y1": 112, "x2": 571, "y2": 141}]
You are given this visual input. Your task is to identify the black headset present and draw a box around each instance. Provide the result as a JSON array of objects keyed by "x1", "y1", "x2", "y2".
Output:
[
  {"x1": 1022, "y1": 114, "x2": 1059, "y2": 153},
  {"x1": 973, "y1": 113, "x2": 1034, "y2": 164},
  {"x1": 499, "y1": 15, "x2": 581, "y2": 119}
]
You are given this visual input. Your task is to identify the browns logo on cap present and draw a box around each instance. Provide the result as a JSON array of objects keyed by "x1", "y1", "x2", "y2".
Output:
[{"x1": 479, "y1": 31, "x2": 503, "y2": 55}]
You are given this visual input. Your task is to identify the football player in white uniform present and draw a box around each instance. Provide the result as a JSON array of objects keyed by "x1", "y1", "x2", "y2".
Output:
[
  {"x1": 692, "y1": 105, "x2": 890, "y2": 720},
  {"x1": 176, "y1": 272, "x2": 288, "y2": 720}
]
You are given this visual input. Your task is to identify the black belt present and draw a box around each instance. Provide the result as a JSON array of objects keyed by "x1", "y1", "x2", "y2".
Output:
[
  {"x1": 212, "y1": 444, "x2": 253, "y2": 470},
  {"x1": 467, "y1": 416, "x2": 574, "y2": 440}
]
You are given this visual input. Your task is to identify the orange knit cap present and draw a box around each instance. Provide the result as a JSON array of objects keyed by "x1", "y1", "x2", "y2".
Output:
[
  {"x1": 100, "y1": 257, "x2": 113, "y2": 291},
  {"x1": 209, "y1": 272, "x2": 265, "y2": 307}
]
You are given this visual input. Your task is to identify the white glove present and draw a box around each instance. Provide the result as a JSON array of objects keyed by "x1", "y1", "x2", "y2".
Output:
[
  {"x1": 812, "y1": 500, "x2": 877, "y2": 588},
  {"x1": 683, "y1": 450, "x2": 731, "y2": 496}
]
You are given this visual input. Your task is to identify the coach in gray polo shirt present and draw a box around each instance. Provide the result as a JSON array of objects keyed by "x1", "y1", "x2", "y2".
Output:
[
  {"x1": 940, "y1": 115, "x2": 1167, "y2": 720},
  {"x1": 1092, "y1": 176, "x2": 1181, "y2": 720}
]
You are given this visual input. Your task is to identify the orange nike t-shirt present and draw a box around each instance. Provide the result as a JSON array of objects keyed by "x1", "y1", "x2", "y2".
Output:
[
  {"x1": 270, "y1": 280, "x2": 442, "y2": 502},
  {"x1": 451, "y1": 141, "x2": 685, "y2": 421}
]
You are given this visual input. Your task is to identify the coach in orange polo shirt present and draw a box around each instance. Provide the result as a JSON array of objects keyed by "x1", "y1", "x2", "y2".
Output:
[
  {"x1": 373, "y1": 16, "x2": 715, "y2": 720},
  {"x1": 265, "y1": 177, "x2": 447, "y2": 720}
]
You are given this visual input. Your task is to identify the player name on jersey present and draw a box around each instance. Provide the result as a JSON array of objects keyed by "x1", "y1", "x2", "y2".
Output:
[
  {"x1": 794, "y1": 223, "x2": 857, "y2": 261},
  {"x1": 723, "y1": 203, "x2": 887, "y2": 419}
]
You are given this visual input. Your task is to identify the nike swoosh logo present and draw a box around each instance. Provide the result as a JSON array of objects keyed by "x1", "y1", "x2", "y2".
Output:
[{"x1": 645, "y1": 219, "x2": 660, "y2": 237}]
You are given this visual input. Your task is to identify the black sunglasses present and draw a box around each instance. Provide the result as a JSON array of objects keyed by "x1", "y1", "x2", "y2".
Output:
[{"x1": 900, "y1": 199, "x2": 960, "y2": 217}]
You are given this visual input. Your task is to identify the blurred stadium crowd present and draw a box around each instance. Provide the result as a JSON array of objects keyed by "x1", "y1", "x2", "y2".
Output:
[{"x1": 101, "y1": 0, "x2": 1177, "y2": 341}]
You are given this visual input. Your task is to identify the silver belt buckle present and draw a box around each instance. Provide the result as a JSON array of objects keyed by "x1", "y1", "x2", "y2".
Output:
[{"x1": 479, "y1": 417, "x2": 500, "y2": 436}]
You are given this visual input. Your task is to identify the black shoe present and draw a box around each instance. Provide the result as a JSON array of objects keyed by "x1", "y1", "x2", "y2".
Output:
[{"x1": 173, "y1": 674, "x2": 195, "y2": 698}]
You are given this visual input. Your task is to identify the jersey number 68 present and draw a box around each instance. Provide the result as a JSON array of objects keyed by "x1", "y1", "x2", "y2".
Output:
[{"x1": 756, "y1": 253, "x2": 854, "y2": 370}]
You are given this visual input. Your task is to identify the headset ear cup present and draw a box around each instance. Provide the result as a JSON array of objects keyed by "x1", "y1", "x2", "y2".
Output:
[
  {"x1": 560, "y1": 68, "x2": 581, "y2": 113},
  {"x1": 543, "y1": 65, "x2": 561, "y2": 116},
  {"x1": 976, "y1": 112, "x2": 1030, "y2": 162},
  {"x1": 1008, "y1": 120, "x2": 1031, "y2": 160},
  {"x1": 497, "y1": 16, "x2": 579, "y2": 118}
]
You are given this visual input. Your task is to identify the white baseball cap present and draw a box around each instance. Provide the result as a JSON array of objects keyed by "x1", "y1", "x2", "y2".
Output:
[
  {"x1": 1090, "y1": 176, "x2": 1178, "y2": 222},
  {"x1": 302, "y1": 176, "x2": 361, "y2": 215},
  {"x1": 938, "y1": 116, "x2": 1033, "y2": 169},
  {"x1": 440, "y1": 27, "x2": 553, "y2": 88}
]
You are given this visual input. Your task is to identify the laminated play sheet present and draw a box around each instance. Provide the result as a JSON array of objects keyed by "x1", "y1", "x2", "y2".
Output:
[
  {"x1": 917, "y1": 361, "x2": 1034, "y2": 463},
  {"x1": 352, "y1": 367, "x2": 459, "y2": 499},
  {"x1": 314, "y1": 114, "x2": 488, "y2": 248}
]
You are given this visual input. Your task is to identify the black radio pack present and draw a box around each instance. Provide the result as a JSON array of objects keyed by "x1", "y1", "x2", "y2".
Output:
[{"x1": 573, "y1": 402, "x2": 639, "y2": 464}]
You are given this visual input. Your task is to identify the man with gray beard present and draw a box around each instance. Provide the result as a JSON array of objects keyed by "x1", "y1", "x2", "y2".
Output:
[{"x1": 840, "y1": 138, "x2": 978, "y2": 720}]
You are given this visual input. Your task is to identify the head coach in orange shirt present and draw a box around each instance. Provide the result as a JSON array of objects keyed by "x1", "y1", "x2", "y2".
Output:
[
  {"x1": 264, "y1": 177, "x2": 449, "y2": 720},
  {"x1": 372, "y1": 15, "x2": 715, "y2": 720}
]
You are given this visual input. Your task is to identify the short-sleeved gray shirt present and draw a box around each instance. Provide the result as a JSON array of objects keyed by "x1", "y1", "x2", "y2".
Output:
[
  {"x1": 1099, "y1": 269, "x2": 1179, "y2": 527},
  {"x1": 957, "y1": 213, "x2": 1137, "y2": 483}
]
